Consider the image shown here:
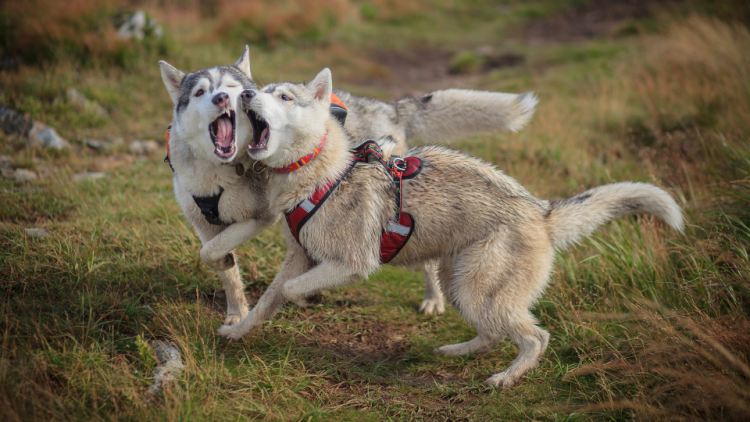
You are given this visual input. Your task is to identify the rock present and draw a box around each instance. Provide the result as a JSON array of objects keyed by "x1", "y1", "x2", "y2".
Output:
[
  {"x1": 13, "y1": 169, "x2": 37, "y2": 182},
  {"x1": 25, "y1": 228, "x2": 49, "y2": 238},
  {"x1": 0, "y1": 103, "x2": 34, "y2": 136},
  {"x1": 145, "y1": 340, "x2": 185, "y2": 399},
  {"x1": 0, "y1": 155, "x2": 11, "y2": 168},
  {"x1": 1, "y1": 168, "x2": 15, "y2": 179},
  {"x1": 117, "y1": 10, "x2": 163, "y2": 41},
  {"x1": 85, "y1": 139, "x2": 108, "y2": 149},
  {"x1": 67, "y1": 88, "x2": 108, "y2": 117},
  {"x1": 128, "y1": 140, "x2": 159, "y2": 155},
  {"x1": 94, "y1": 154, "x2": 134, "y2": 171},
  {"x1": 72, "y1": 172, "x2": 106, "y2": 182},
  {"x1": 27, "y1": 122, "x2": 69, "y2": 149},
  {"x1": 0, "y1": 104, "x2": 69, "y2": 150}
]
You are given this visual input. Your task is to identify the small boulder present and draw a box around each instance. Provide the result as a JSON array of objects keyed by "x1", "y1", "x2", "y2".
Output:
[
  {"x1": 128, "y1": 140, "x2": 159, "y2": 155},
  {"x1": 72, "y1": 172, "x2": 106, "y2": 182},
  {"x1": 27, "y1": 122, "x2": 69, "y2": 150},
  {"x1": 13, "y1": 169, "x2": 38, "y2": 182},
  {"x1": 25, "y1": 228, "x2": 49, "y2": 238},
  {"x1": 67, "y1": 88, "x2": 108, "y2": 117},
  {"x1": 1, "y1": 168, "x2": 15, "y2": 179},
  {"x1": 0, "y1": 155, "x2": 11, "y2": 168},
  {"x1": 117, "y1": 10, "x2": 163, "y2": 41}
]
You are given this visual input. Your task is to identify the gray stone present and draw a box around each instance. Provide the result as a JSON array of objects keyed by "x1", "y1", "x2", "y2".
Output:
[
  {"x1": 0, "y1": 104, "x2": 34, "y2": 136},
  {"x1": 13, "y1": 169, "x2": 37, "y2": 182},
  {"x1": 85, "y1": 139, "x2": 108, "y2": 149},
  {"x1": 72, "y1": 172, "x2": 106, "y2": 182},
  {"x1": 146, "y1": 340, "x2": 185, "y2": 398},
  {"x1": 67, "y1": 88, "x2": 108, "y2": 117},
  {"x1": 118, "y1": 10, "x2": 163, "y2": 41},
  {"x1": 28, "y1": 123, "x2": 69, "y2": 150},
  {"x1": 128, "y1": 140, "x2": 159, "y2": 155},
  {"x1": 0, "y1": 155, "x2": 11, "y2": 168},
  {"x1": 25, "y1": 228, "x2": 49, "y2": 238},
  {"x1": 1, "y1": 168, "x2": 15, "y2": 179}
]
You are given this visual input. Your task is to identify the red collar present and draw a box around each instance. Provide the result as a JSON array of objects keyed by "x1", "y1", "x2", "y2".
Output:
[{"x1": 271, "y1": 130, "x2": 327, "y2": 174}]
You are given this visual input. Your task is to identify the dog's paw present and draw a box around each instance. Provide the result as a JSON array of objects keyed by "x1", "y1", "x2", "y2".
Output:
[
  {"x1": 224, "y1": 314, "x2": 243, "y2": 326},
  {"x1": 419, "y1": 298, "x2": 445, "y2": 315},
  {"x1": 485, "y1": 371, "x2": 520, "y2": 388},
  {"x1": 200, "y1": 249, "x2": 235, "y2": 272},
  {"x1": 217, "y1": 324, "x2": 245, "y2": 340}
]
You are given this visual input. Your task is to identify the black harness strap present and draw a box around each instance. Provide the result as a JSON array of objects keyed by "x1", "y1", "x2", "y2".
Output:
[{"x1": 192, "y1": 187, "x2": 226, "y2": 226}]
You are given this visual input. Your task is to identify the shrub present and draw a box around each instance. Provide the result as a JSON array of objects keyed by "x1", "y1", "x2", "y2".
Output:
[{"x1": 0, "y1": 0, "x2": 170, "y2": 67}]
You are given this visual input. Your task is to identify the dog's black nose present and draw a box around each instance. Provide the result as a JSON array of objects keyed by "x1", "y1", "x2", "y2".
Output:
[
  {"x1": 240, "y1": 90, "x2": 256, "y2": 104},
  {"x1": 212, "y1": 92, "x2": 229, "y2": 107}
]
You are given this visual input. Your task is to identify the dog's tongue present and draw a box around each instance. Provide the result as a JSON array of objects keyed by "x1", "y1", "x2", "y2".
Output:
[
  {"x1": 215, "y1": 116, "x2": 233, "y2": 148},
  {"x1": 258, "y1": 127, "x2": 269, "y2": 146}
]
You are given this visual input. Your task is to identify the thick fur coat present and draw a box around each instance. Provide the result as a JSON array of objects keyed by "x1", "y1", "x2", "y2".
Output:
[
  {"x1": 220, "y1": 68, "x2": 684, "y2": 388},
  {"x1": 158, "y1": 48, "x2": 538, "y2": 325}
]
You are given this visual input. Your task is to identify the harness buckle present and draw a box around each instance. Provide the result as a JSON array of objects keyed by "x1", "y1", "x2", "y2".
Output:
[
  {"x1": 252, "y1": 160, "x2": 266, "y2": 174},
  {"x1": 393, "y1": 157, "x2": 407, "y2": 172}
]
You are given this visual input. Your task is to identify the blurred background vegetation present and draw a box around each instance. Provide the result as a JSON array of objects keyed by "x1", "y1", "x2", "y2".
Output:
[{"x1": 1, "y1": 0, "x2": 750, "y2": 420}]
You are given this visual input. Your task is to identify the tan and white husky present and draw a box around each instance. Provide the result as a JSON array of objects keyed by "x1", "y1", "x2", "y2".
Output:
[{"x1": 219, "y1": 68, "x2": 684, "y2": 388}]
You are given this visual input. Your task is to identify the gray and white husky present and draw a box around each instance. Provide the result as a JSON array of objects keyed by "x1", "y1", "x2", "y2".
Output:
[
  {"x1": 158, "y1": 47, "x2": 537, "y2": 326},
  {"x1": 221, "y1": 68, "x2": 683, "y2": 387}
]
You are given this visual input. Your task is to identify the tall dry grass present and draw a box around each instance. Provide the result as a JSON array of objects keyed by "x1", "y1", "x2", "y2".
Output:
[
  {"x1": 215, "y1": 0, "x2": 355, "y2": 47},
  {"x1": 552, "y1": 16, "x2": 750, "y2": 421},
  {"x1": 0, "y1": 0, "x2": 170, "y2": 67}
]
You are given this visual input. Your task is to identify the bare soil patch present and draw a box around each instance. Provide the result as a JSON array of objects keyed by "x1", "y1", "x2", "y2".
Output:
[
  {"x1": 299, "y1": 316, "x2": 412, "y2": 364},
  {"x1": 360, "y1": 46, "x2": 520, "y2": 98},
  {"x1": 522, "y1": 0, "x2": 678, "y2": 44}
]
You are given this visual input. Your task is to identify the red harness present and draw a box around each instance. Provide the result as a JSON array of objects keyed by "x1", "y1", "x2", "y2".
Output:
[{"x1": 284, "y1": 140, "x2": 422, "y2": 263}]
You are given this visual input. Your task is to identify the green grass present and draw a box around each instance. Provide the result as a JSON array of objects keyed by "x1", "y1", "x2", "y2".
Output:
[{"x1": 2, "y1": 1, "x2": 750, "y2": 421}]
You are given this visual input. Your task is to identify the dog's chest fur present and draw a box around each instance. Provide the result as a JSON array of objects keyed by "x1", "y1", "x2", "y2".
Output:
[{"x1": 171, "y1": 146, "x2": 273, "y2": 225}]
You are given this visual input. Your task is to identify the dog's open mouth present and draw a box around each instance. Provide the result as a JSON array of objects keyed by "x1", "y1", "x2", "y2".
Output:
[
  {"x1": 209, "y1": 110, "x2": 236, "y2": 159},
  {"x1": 246, "y1": 109, "x2": 269, "y2": 152}
]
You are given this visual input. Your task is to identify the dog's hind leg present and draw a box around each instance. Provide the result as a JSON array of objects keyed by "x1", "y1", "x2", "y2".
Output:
[
  {"x1": 485, "y1": 311, "x2": 549, "y2": 388},
  {"x1": 419, "y1": 260, "x2": 445, "y2": 315},
  {"x1": 433, "y1": 229, "x2": 553, "y2": 387}
]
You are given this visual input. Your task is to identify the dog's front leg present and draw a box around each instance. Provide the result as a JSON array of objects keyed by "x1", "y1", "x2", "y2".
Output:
[
  {"x1": 218, "y1": 243, "x2": 312, "y2": 340},
  {"x1": 282, "y1": 261, "x2": 358, "y2": 308},
  {"x1": 200, "y1": 218, "x2": 275, "y2": 272}
]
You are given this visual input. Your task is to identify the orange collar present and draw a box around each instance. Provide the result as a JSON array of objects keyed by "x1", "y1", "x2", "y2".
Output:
[{"x1": 271, "y1": 130, "x2": 327, "y2": 174}]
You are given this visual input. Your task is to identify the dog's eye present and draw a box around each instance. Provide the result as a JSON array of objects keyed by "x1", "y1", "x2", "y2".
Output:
[
  {"x1": 195, "y1": 89, "x2": 204, "y2": 97},
  {"x1": 281, "y1": 94, "x2": 291, "y2": 101}
]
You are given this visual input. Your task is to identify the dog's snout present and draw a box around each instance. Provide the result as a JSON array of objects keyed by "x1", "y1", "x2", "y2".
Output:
[
  {"x1": 240, "y1": 90, "x2": 256, "y2": 105},
  {"x1": 212, "y1": 92, "x2": 230, "y2": 107}
]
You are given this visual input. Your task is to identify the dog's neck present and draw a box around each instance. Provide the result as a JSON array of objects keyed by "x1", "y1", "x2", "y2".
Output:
[
  {"x1": 169, "y1": 126, "x2": 253, "y2": 197},
  {"x1": 266, "y1": 117, "x2": 352, "y2": 214}
]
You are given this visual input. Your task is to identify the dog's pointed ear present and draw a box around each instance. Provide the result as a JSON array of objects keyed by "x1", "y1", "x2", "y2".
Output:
[
  {"x1": 307, "y1": 68, "x2": 332, "y2": 105},
  {"x1": 159, "y1": 61, "x2": 185, "y2": 105},
  {"x1": 234, "y1": 45, "x2": 252, "y2": 79}
]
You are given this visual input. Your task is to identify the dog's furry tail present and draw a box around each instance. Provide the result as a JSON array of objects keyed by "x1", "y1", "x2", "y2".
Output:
[
  {"x1": 398, "y1": 89, "x2": 538, "y2": 143},
  {"x1": 546, "y1": 182, "x2": 684, "y2": 250}
]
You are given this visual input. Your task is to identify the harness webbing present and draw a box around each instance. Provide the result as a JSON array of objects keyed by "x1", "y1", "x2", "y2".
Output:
[{"x1": 285, "y1": 141, "x2": 421, "y2": 263}]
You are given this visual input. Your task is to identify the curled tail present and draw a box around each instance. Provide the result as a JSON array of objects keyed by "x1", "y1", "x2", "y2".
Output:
[
  {"x1": 546, "y1": 182, "x2": 684, "y2": 250},
  {"x1": 398, "y1": 89, "x2": 538, "y2": 142}
]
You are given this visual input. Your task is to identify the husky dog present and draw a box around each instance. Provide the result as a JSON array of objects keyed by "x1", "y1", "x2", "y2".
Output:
[
  {"x1": 221, "y1": 68, "x2": 684, "y2": 388},
  {"x1": 158, "y1": 48, "x2": 538, "y2": 325}
]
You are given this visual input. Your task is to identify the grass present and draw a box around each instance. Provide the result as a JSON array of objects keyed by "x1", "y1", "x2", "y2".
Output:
[{"x1": 2, "y1": 0, "x2": 750, "y2": 420}]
